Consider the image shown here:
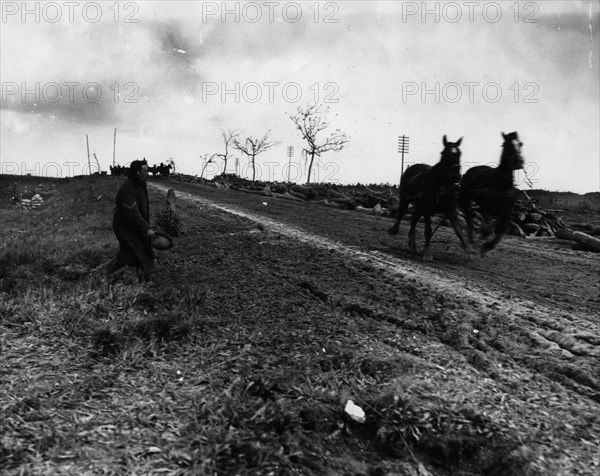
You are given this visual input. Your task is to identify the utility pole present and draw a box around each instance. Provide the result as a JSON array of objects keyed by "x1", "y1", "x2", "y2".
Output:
[
  {"x1": 113, "y1": 128, "x2": 117, "y2": 166},
  {"x1": 86, "y1": 134, "x2": 91, "y2": 174},
  {"x1": 286, "y1": 145, "x2": 294, "y2": 183},
  {"x1": 398, "y1": 135, "x2": 410, "y2": 176}
]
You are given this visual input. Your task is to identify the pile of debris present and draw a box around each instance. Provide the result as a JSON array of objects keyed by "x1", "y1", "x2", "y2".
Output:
[
  {"x1": 8, "y1": 182, "x2": 57, "y2": 211},
  {"x1": 193, "y1": 174, "x2": 398, "y2": 213},
  {"x1": 554, "y1": 228, "x2": 600, "y2": 252},
  {"x1": 509, "y1": 192, "x2": 568, "y2": 238},
  {"x1": 17, "y1": 194, "x2": 44, "y2": 210}
]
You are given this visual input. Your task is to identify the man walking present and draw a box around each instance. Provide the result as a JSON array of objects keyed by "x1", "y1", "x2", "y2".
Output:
[{"x1": 105, "y1": 159, "x2": 156, "y2": 283}]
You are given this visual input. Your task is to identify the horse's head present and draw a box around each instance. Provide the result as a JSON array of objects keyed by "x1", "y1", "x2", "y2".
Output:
[
  {"x1": 501, "y1": 132, "x2": 525, "y2": 170},
  {"x1": 440, "y1": 135, "x2": 463, "y2": 185}
]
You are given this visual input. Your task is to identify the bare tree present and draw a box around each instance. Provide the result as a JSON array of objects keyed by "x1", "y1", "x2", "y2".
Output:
[
  {"x1": 216, "y1": 128, "x2": 240, "y2": 175},
  {"x1": 234, "y1": 130, "x2": 280, "y2": 182},
  {"x1": 199, "y1": 153, "x2": 217, "y2": 180},
  {"x1": 290, "y1": 104, "x2": 349, "y2": 184}
]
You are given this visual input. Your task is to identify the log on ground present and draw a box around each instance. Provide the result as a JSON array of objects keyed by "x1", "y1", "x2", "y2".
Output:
[{"x1": 555, "y1": 229, "x2": 600, "y2": 252}]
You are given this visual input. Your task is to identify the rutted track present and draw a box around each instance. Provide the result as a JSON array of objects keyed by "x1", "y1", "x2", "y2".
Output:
[
  {"x1": 151, "y1": 181, "x2": 600, "y2": 402},
  {"x1": 152, "y1": 183, "x2": 593, "y2": 320}
]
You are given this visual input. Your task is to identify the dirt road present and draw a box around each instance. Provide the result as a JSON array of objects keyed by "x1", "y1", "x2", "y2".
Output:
[
  {"x1": 153, "y1": 180, "x2": 599, "y2": 391},
  {"x1": 150, "y1": 180, "x2": 599, "y2": 474}
]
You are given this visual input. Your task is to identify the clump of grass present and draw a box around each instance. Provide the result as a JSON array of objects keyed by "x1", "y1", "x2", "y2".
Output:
[
  {"x1": 483, "y1": 445, "x2": 547, "y2": 476},
  {"x1": 56, "y1": 264, "x2": 90, "y2": 281},
  {"x1": 0, "y1": 276, "x2": 19, "y2": 294},
  {"x1": 66, "y1": 247, "x2": 107, "y2": 269},
  {"x1": 155, "y1": 208, "x2": 182, "y2": 237},
  {"x1": 124, "y1": 311, "x2": 197, "y2": 343},
  {"x1": 148, "y1": 283, "x2": 209, "y2": 314},
  {"x1": 56, "y1": 301, "x2": 93, "y2": 337},
  {"x1": 367, "y1": 388, "x2": 423, "y2": 459},
  {"x1": 179, "y1": 376, "x2": 336, "y2": 475},
  {"x1": 365, "y1": 381, "x2": 519, "y2": 471},
  {"x1": 91, "y1": 326, "x2": 124, "y2": 357},
  {"x1": 131, "y1": 291, "x2": 159, "y2": 311},
  {"x1": 0, "y1": 299, "x2": 39, "y2": 330},
  {"x1": 0, "y1": 237, "x2": 62, "y2": 280}
]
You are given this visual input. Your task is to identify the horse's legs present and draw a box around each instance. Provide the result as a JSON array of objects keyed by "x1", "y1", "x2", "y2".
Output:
[
  {"x1": 479, "y1": 210, "x2": 494, "y2": 240},
  {"x1": 389, "y1": 199, "x2": 410, "y2": 235},
  {"x1": 422, "y1": 213, "x2": 434, "y2": 261},
  {"x1": 481, "y1": 214, "x2": 510, "y2": 254},
  {"x1": 460, "y1": 198, "x2": 475, "y2": 245},
  {"x1": 408, "y1": 208, "x2": 422, "y2": 254},
  {"x1": 447, "y1": 207, "x2": 474, "y2": 255}
]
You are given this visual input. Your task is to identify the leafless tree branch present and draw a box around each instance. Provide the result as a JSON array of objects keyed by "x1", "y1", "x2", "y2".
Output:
[
  {"x1": 290, "y1": 104, "x2": 349, "y2": 184},
  {"x1": 234, "y1": 130, "x2": 280, "y2": 182},
  {"x1": 216, "y1": 128, "x2": 241, "y2": 175}
]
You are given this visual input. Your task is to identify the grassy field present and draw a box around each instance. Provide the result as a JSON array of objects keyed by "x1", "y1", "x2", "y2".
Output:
[{"x1": 1, "y1": 175, "x2": 599, "y2": 475}]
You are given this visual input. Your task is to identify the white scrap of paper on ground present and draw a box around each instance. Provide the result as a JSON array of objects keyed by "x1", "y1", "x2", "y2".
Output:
[{"x1": 344, "y1": 399, "x2": 366, "y2": 423}]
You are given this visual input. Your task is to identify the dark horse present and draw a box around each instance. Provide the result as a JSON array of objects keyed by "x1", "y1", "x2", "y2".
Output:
[
  {"x1": 389, "y1": 135, "x2": 472, "y2": 261},
  {"x1": 458, "y1": 131, "x2": 525, "y2": 254}
]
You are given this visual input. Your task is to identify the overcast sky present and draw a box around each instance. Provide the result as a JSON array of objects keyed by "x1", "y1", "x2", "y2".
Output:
[{"x1": 1, "y1": 1, "x2": 599, "y2": 192}]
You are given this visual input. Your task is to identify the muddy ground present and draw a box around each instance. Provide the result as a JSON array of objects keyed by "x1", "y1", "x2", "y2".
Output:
[
  {"x1": 1, "y1": 175, "x2": 599, "y2": 475},
  {"x1": 161, "y1": 180, "x2": 600, "y2": 469}
]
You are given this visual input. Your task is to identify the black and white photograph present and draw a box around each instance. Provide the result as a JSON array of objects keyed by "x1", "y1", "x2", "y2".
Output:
[{"x1": 1, "y1": 1, "x2": 599, "y2": 474}]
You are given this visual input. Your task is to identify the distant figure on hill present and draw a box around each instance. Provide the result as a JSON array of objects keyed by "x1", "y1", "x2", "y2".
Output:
[{"x1": 103, "y1": 159, "x2": 155, "y2": 283}]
